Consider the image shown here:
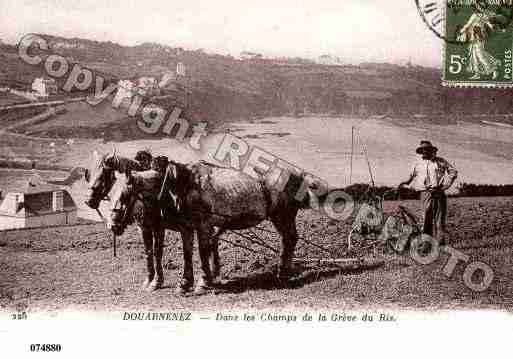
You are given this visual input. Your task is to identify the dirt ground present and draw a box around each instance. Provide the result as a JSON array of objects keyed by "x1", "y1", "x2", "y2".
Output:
[{"x1": 1, "y1": 196, "x2": 512, "y2": 312}]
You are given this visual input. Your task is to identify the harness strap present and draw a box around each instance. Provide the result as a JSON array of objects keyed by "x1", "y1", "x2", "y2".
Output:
[{"x1": 261, "y1": 180, "x2": 273, "y2": 216}]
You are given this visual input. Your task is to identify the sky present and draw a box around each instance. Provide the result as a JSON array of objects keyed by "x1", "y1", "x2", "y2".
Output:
[{"x1": 0, "y1": 0, "x2": 442, "y2": 67}]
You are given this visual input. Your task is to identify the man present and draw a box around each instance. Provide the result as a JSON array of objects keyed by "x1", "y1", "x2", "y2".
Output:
[{"x1": 398, "y1": 140, "x2": 458, "y2": 242}]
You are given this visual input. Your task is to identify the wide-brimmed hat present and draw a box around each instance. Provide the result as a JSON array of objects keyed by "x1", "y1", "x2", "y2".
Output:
[{"x1": 416, "y1": 140, "x2": 438, "y2": 154}]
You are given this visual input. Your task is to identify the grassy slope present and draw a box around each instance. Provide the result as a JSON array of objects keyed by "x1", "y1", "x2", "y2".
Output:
[
  {"x1": 0, "y1": 38, "x2": 442, "y2": 138},
  {"x1": 3, "y1": 35, "x2": 513, "y2": 141}
]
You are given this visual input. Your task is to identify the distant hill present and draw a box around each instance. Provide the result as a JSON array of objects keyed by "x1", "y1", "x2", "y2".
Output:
[{"x1": 1, "y1": 34, "x2": 513, "y2": 139}]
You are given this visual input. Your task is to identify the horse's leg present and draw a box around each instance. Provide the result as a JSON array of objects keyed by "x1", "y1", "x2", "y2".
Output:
[
  {"x1": 271, "y1": 212, "x2": 299, "y2": 282},
  {"x1": 148, "y1": 227, "x2": 165, "y2": 291},
  {"x1": 141, "y1": 227, "x2": 155, "y2": 289},
  {"x1": 175, "y1": 229, "x2": 194, "y2": 295},
  {"x1": 209, "y1": 227, "x2": 224, "y2": 283},
  {"x1": 210, "y1": 235, "x2": 220, "y2": 282},
  {"x1": 195, "y1": 224, "x2": 214, "y2": 295}
]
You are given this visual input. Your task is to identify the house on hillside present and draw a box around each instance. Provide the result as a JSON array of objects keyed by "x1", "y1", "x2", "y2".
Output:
[
  {"x1": 159, "y1": 71, "x2": 177, "y2": 89},
  {"x1": 318, "y1": 54, "x2": 343, "y2": 65},
  {"x1": 0, "y1": 183, "x2": 77, "y2": 230},
  {"x1": 31, "y1": 77, "x2": 58, "y2": 98},
  {"x1": 239, "y1": 51, "x2": 263, "y2": 61},
  {"x1": 176, "y1": 62, "x2": 186, "y2": 77},
  {"x1": 137, "y1": 77, "x2": 158, "y2": 96},
  {"x1": 112, "y1": 79, "x2": 136, "y2": 108}
]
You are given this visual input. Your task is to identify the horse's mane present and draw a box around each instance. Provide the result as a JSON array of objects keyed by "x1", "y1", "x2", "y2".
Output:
[{"x1": 101, "y1": 153, "x2": 142, "y2": 172}]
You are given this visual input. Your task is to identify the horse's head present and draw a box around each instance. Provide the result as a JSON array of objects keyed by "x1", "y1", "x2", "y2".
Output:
[
  {"x1": 108, "y1": 172, "x2": 137, "y2": 236},
  {"x1": 85, "y1": 151, "x2": 118, "y2": 209}
]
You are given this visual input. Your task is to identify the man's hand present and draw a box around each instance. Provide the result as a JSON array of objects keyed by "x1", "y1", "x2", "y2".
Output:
[
  {"x1": 428, "y1": 184, "x2": 444, "y2": 192},
  {"x1": 440, "y1": 183, "x2": 452, "y2": 192}
]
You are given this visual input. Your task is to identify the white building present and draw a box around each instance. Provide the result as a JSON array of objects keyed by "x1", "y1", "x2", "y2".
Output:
[
  {"x1": 239, "y1": 51, "x2": 263, "y2": 61},
  {"x1": 317, "y1": 54, "x2": 343, "y2": 65},
  {"x1": 176, "y1": 62, "x2": 186, "y2": 77},
  {"x1": 112, "y1": 79, "x2": 136, "y2": 108},
  {"x1": 31, "y1": 77, "x2": 58, "y2": 98},
  {"x1": 159, "y1": 71, "x2": 177, "y2": 89},
  {"x1": 137, "y1": 77, "x2": 158, "y2": 96},
  {"x1": 0, "y1": 183, "x2": 77, "y2": 230}
]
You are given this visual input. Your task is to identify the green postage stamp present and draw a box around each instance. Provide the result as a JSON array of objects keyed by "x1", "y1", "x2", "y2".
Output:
[{"x1": 443, "y1": 0, "x2": 513, "y2": 87}]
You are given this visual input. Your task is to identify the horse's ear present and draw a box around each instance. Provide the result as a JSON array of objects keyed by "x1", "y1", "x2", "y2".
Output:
[
  {"x1": 92, "y1": 150, "x2": 107, "y2": 167},
  {"x1": 112, "y1": 146, "x2": 120, "y2": 164}
]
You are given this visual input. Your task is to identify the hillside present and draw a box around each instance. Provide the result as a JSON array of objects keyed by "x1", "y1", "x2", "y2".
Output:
[{"x1": 1, "y1": 35, "x2": 513, "y2": 138}]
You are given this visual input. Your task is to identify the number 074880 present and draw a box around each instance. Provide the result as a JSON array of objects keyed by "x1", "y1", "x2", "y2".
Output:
[{"x1": 29, "y1": 344, "x2": 62, "y2": 352}]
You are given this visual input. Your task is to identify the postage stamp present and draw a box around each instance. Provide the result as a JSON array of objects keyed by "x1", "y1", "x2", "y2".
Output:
[{"x1": 442, "y1": 0, "x2": 513, "y2": 87}]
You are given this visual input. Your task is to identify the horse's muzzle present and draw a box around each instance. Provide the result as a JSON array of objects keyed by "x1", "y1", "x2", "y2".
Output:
[
  {"x1": 110, "y1": 209, "x2": 127, "y2": 236},
  {"x1": 109, "y1": 222, "x2": 125, "y2": 236},
  {"x1": 85, "y1": 188, "x2": 102, "y2": 209},
  {"x1": 85, "y1": 198, "x2": 100, "y2": 209}
]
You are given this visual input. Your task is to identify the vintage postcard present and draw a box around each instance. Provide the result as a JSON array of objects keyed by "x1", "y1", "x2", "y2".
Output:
[{"x1": 0, "y1": 0, "x2": 512, "y2": 357}]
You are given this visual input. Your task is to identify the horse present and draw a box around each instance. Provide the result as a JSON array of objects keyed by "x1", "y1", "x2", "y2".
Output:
[
  {"x1": 107, "y1": 167, "x2": 172, "y2": 291},
  {"x1": 109, "y1": 159, "x2": 319, "y2": 295},
  {"x1": 85, "y1": 150, "x2": 177, "y2": 291},
  {"x1": 84, "y1": 150, "x2": 145, "y2": 210}
]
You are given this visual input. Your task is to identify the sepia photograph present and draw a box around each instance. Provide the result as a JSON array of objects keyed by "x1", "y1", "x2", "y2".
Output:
[{"x1": 0, "y1": 0, "x2": 512, "y2": 357}]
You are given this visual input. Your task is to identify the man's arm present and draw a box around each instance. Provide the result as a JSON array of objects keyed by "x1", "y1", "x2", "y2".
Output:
[
  {"x1": 398, "y1": 164, "x2": 417, "y2": 188},
  {"x1": 440, "y1": 158, "x2": 458, "y2": 191}
]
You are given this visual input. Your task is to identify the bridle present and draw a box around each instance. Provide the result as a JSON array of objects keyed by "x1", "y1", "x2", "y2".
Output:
[
  {"x1": 110, "y1": 183, "x2": 146, "y2": 233},
  {"x1": 87, "y1": 156, "x2": 119, "y2": 206}
]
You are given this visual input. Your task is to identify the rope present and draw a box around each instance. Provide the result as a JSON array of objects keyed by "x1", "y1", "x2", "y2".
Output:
[
  {"x1": 357, "y1": 129, "x2": 375, "y2": 188},
  {"x1": 229, "y1": 229, "x2": 279, "y2": 254},
  {"x1": 350, "y1": 126, "x2": 354, "y2": 184},
  {"x1": 218, "y1": 235, "x2": 271, "y2": 258},
  {"x1": 298, "y1": 236, "x2": 335, "y2": 255}
]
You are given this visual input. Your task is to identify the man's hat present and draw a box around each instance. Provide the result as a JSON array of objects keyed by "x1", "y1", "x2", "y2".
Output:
[{"x1": 416, "y1": 140, "x2": 438, "y2": 154}]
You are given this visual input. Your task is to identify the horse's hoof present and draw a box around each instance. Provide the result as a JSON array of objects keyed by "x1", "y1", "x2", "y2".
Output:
[
  {"x1": 141, "y1": 279, "x2": 153, "y2": 289},
  {"x1": 276, "y1": 275, "x2": 291, "y2": 288},
  {"x1": 146, "y1": 279, "x2": 163, "y2": 292},
  {"x1": 175, "y1": 283, "x2": 193, "y2": 296},
  {"x1": 193, "y1": 285, "x2": 210, "y2": 296}
]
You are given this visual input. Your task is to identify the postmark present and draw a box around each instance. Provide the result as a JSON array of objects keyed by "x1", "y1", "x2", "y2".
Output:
[
  {"x1": 417, "y1": 0, "x2": 513, "y2": 87},
  {"x1": 416, "y1": 0, "x2": 448, "y2": 42}
]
